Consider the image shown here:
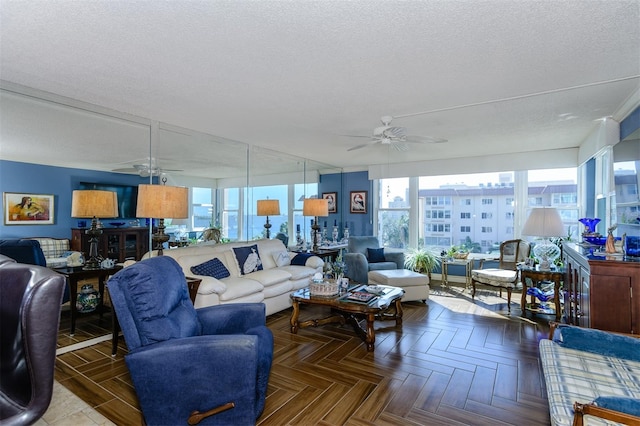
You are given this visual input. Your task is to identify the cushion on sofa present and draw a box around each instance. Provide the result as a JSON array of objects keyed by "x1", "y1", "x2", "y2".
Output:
[
  {"x1": 232, "y1": 244, "x2": 263, "y2": 275},
  {"x1": 273, "y1": 250, "x2": 291, "y2": 267},
  {"x1": 190, "y1": 258, "x2": 230, "y2": 280},
  {"x1": 558, "y1": 326, "x2": 640, "y2": 362},
  {"x1": 367, "y1": 247, "x2": 386, "y2": 263}
]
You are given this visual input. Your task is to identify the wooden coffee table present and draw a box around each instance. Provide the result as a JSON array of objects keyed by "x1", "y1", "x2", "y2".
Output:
[{"x1": 290, "y1": 284, "x2": 405, "y2": 351}]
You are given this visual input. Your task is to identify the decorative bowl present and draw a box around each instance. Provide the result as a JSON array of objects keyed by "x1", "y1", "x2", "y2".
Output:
[{"x1": 583, "y1": 236, "x2": 606, "y2": 245}]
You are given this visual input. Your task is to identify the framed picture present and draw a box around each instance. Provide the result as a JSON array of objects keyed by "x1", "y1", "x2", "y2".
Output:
[
  {"x1": 3, "y1": 192, "x2": 54, "y2": 225},
  {"x1": 323, "y1": 192, "x2": 337, "y2": 213},
  {"x1": 350, "y1": 191, "x2": 367, "y2": 214}
]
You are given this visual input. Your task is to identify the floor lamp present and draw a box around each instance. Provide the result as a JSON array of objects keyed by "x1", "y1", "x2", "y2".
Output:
[
  {"x1": 257, "y1": 199, "x2": 280, "y2": 239},
  {"x1": 522, "y1": 207, "x2": 565, "y2": 271},
  {"x1": 136, "y1": 183, "x2": 188, "y2": 256},
  {"x1": 303, "y1": 198, "x2": 329, "y2": 252},
  {"x1": 71, "y1": 190, "x2": 119, "y2": 270}
]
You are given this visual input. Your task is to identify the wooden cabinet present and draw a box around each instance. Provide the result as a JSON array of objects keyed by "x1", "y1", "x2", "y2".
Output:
[
  {"x1": 71, "y1": 227, "x2": 149, "y2": 262},
  {"x1": 563, "y1": 242, "x2": 639, "y2": 334}
]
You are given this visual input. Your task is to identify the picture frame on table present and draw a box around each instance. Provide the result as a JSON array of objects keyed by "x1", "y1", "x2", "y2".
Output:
[
  {"x1": 322, "y1": 192, "x2": 337, "y2": 213},
  {"x1": 350, "y1": 191, "x2": 367, "y2": 214},
  {"x1": 4, "y1": 192, "x2": 55, "y2": 225}
]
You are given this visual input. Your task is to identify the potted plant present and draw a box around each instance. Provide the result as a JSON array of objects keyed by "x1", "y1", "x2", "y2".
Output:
[{"x1": 404, "y1": 248, "x2": 440, "y2": 281}]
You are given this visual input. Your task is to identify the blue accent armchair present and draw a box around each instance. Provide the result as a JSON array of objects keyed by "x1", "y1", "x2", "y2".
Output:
[
  {"x1": 344, "y1": 236, "x2": 405, "y2": 284},
  {"x1": 107, "y1": 256, "x2": 273, "y2": 425}
]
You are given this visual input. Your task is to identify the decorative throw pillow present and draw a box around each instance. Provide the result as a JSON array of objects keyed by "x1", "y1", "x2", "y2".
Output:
[
  {"x1": 273, "y1": 250, "x2": 291, "y2": 267},
  {"x1": 190, "y1": 258, "x2": 230, "y2": 280},
  {"x1": 558, "y1": 326, "x2": 640, "y2": 362},
  {"x1": 367, "y1": 247, "x2": 386, "y2": 263},
  {"x1": 592, "y1": 396, "x2": 640, "y2": 417},
  {"x1": 291, "y1": 252, "x2": 314, "y2": 266},
  {"x1": 232, "y1": 244, "x2": 263, "y2": 275}
]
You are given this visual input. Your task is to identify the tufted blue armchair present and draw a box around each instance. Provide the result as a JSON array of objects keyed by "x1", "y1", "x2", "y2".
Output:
[
  {"x1": 344, "y1": 236, "x2": 405, "y2": 284},
  {"x1": 107, "y1": 256, "x2": 273, "y2": 425}
]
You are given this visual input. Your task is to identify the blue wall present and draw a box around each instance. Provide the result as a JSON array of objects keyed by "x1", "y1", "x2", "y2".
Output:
[
  {"x1": 0, "y1": 160, "x2": 148, "y2": 239},
  {"x1": 319, "y1": 170, "x2": 373, "y2": 237}
]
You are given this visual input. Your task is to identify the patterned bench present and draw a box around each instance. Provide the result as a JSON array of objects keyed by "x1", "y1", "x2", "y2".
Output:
[
  {"x1": 27, "y1": 238, "x2": 72, "y2": 268},
  {"x1": 539, "y1": 323, "x2": 640, "y2": 425}
]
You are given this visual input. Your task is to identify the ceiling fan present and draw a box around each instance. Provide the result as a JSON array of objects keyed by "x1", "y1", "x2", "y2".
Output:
[
  {"x1": 346, "y1": 116, "x2": 447, "y2": 152},
  {"x1": 112, "y1": 158, "x2": 183, "y2": 177}
]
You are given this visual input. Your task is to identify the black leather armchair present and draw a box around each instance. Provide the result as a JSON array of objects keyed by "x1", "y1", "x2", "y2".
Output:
[{"x1": 0, "y1": 254, "x2": 67, "y2": 425}]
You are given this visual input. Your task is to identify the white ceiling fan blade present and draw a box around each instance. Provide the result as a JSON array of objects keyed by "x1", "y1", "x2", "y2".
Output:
[
  {"x1": 112, "y1": 167, "x2": 138, "y2": 173},
  {"x1": 405, "y1": 135, "x2": 448, "y2": 144},
  {"x1": 347, "y1": 143, "x2": 375, "y2": 151}
]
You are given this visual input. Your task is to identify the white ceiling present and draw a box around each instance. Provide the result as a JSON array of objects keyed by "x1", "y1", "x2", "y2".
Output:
[{"x1": 1, "y1": 0, "x2": 639, "y2": 179}]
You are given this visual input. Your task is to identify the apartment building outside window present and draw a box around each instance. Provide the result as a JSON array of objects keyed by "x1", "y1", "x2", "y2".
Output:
[
  {"x1": 377, "y1": 178, "x2": 410, "y2": 248},
  {"x1": 377, "y1": 168, "x2": 578, "y2": 254}
]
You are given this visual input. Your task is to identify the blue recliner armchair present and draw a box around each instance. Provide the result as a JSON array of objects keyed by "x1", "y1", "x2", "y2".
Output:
[
  {"x1": 107, "y1": 256, "x2": 274, "y2": 425},
  {"x1": 344, "y1": 236, "x2": 405, "y2": 284}
]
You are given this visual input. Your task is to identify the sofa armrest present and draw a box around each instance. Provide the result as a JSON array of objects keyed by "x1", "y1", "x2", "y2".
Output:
[
  {"x1": 197, "y1": 303, "x2": 266, "y2": 334},
  {"x1": 573, "y1": 401, "x2": 640, "y2": 426},
  {"x1": 344, "y1": 252, "x2": 368, "y2": 284},
  {"x1": 304, "y1": 255, "x2": 324, "y2": 269},
  {"x1": 384, "y1": 250, "x2": 405, "y2": 269}
]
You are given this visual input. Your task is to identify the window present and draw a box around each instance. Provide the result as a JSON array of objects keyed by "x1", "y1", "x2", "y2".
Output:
[
  {"x1": 481, "y1": 198, "x2": 493, "y2": 205},
  {"x1": 481, "y1": 212, "x2": 492, "y2": 219},
  {"x1": 528, "y1": 168, "x2": 578, "y2": 239},
  {"x1": 506, "y1": 197, "x2": 514, "y2": 206},
  {"x1": 460, "y1": 226, "x2": 470, "y2": 232},
  {"x1": 460, "y1": 212, "x2": 471, "y2": 219},
  {"x1": 481, "y1": 226, "x2": 493, "y2": 233},
  {"x1": 378, "y1": 178, "x2": 410, "y2": 248},
  {"x1": 461, "y1": 198, "x2": 471, "y2": 205}
]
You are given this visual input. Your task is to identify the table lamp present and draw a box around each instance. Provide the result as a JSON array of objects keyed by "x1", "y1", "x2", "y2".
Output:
[
  {"x1": 136, "y1": 183, "x2": 188, "y2": 256},
  {"x1": 256, "y1": 199, "x2": 280, "y2": 239},
  {"x1": 521, "y1": 207, "x2": 565, "y2": 271},
  {"x1": 71, "y1": 190, "x2": 119, "y2": 270},
  {"x1": 303, "y1": 198, "x2": 328, "y2": 252}
]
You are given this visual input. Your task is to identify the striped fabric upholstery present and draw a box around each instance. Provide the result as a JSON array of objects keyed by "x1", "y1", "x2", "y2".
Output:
[
  {"x1": 27, "y1": 238, "x2": 70, "y2": 268},
  {"x1": 539, "y1": 339, "x2": 640, "y2": 426}
]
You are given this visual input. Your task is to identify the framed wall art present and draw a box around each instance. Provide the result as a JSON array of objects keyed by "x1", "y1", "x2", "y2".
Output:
[
  {"x1": 4, "y1": 192, "x2": 54, "y2": 225},
  {"x1": 322, "y1": 192, "x2": 337, "y2": 213},
  {"x1": 350, "y1": 191, "x2": 367, "y2": 214}
]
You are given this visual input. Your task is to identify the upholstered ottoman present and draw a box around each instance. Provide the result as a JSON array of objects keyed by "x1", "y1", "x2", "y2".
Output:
[{"x1": 368, "y1": 269, "x2": 429, "y2": 302}]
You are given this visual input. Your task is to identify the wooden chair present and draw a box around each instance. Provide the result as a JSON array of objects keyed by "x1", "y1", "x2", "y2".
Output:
[{"x1": 470, "y1": 239, "x2": 530, "y2": 313}]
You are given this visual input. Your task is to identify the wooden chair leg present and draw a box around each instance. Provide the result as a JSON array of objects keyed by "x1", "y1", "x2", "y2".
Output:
[
  {"x1": 506, "y1": 288, "x2": 512, "y2": 312},
  {"x1": 471, "y1": 280, "x2": 476, "y2": 299}
]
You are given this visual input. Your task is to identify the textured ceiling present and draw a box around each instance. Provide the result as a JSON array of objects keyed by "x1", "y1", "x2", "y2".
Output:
[{"x1": 1, "y1": 0, "x2": 639, "y2": 178}]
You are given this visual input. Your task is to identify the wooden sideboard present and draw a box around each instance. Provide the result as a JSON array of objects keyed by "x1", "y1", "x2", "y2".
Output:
[
  {"x1": 563, "y1": 242, "x2": 640, "y2": 334},
  {"x1": 71, "y1": 227, "x2": 149, "y2": 263}
]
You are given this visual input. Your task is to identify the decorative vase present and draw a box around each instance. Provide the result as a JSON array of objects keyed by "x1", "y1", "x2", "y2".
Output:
[
  {"x1": 76, "y1": 284, "x2": 101, "y2": 313},
  {"x1": 578, "y1": 218, "x2": 601, "y2": 235}
]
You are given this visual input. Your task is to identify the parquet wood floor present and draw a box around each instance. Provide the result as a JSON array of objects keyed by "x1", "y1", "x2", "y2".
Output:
[{"x1": 54, "y1": 284, "x2": 552, "y2": 425}]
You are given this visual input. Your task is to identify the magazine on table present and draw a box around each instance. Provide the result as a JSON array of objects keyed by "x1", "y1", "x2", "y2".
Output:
[{"x1": 340, "y1": 290, "x2": 378, "y2": 304}]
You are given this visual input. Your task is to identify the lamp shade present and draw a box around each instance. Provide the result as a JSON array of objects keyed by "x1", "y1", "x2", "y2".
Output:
[
  {"x1": 257, "y1": 199, "x2": 280, "y2": 216},
  {"x1": 521, "y1": 207, "x2": 565, "y2": 237},
  {"x1": 71, "y1": 190, "x2": 118, "y2": 218},
  {"x1": 303, "y1": 198, "x2": 329, "y2": 217},
  {"x1": 136, "y1": 184, "x2": 188, "y2": 219}
]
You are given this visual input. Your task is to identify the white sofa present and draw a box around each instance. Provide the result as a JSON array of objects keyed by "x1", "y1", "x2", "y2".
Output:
[{"x1": 144, "y1": 238, "x2": 324, "y2": 316}]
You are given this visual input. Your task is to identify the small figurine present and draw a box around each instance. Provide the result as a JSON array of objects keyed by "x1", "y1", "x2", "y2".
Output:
[{"x1": 605, "y1": 224, "x2": 617, "y2": 254}]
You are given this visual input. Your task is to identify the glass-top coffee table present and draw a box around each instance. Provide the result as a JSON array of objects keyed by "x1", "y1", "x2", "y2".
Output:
[{"x1": 290, "y1": 284, "x2": 405, "y2": 351}]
